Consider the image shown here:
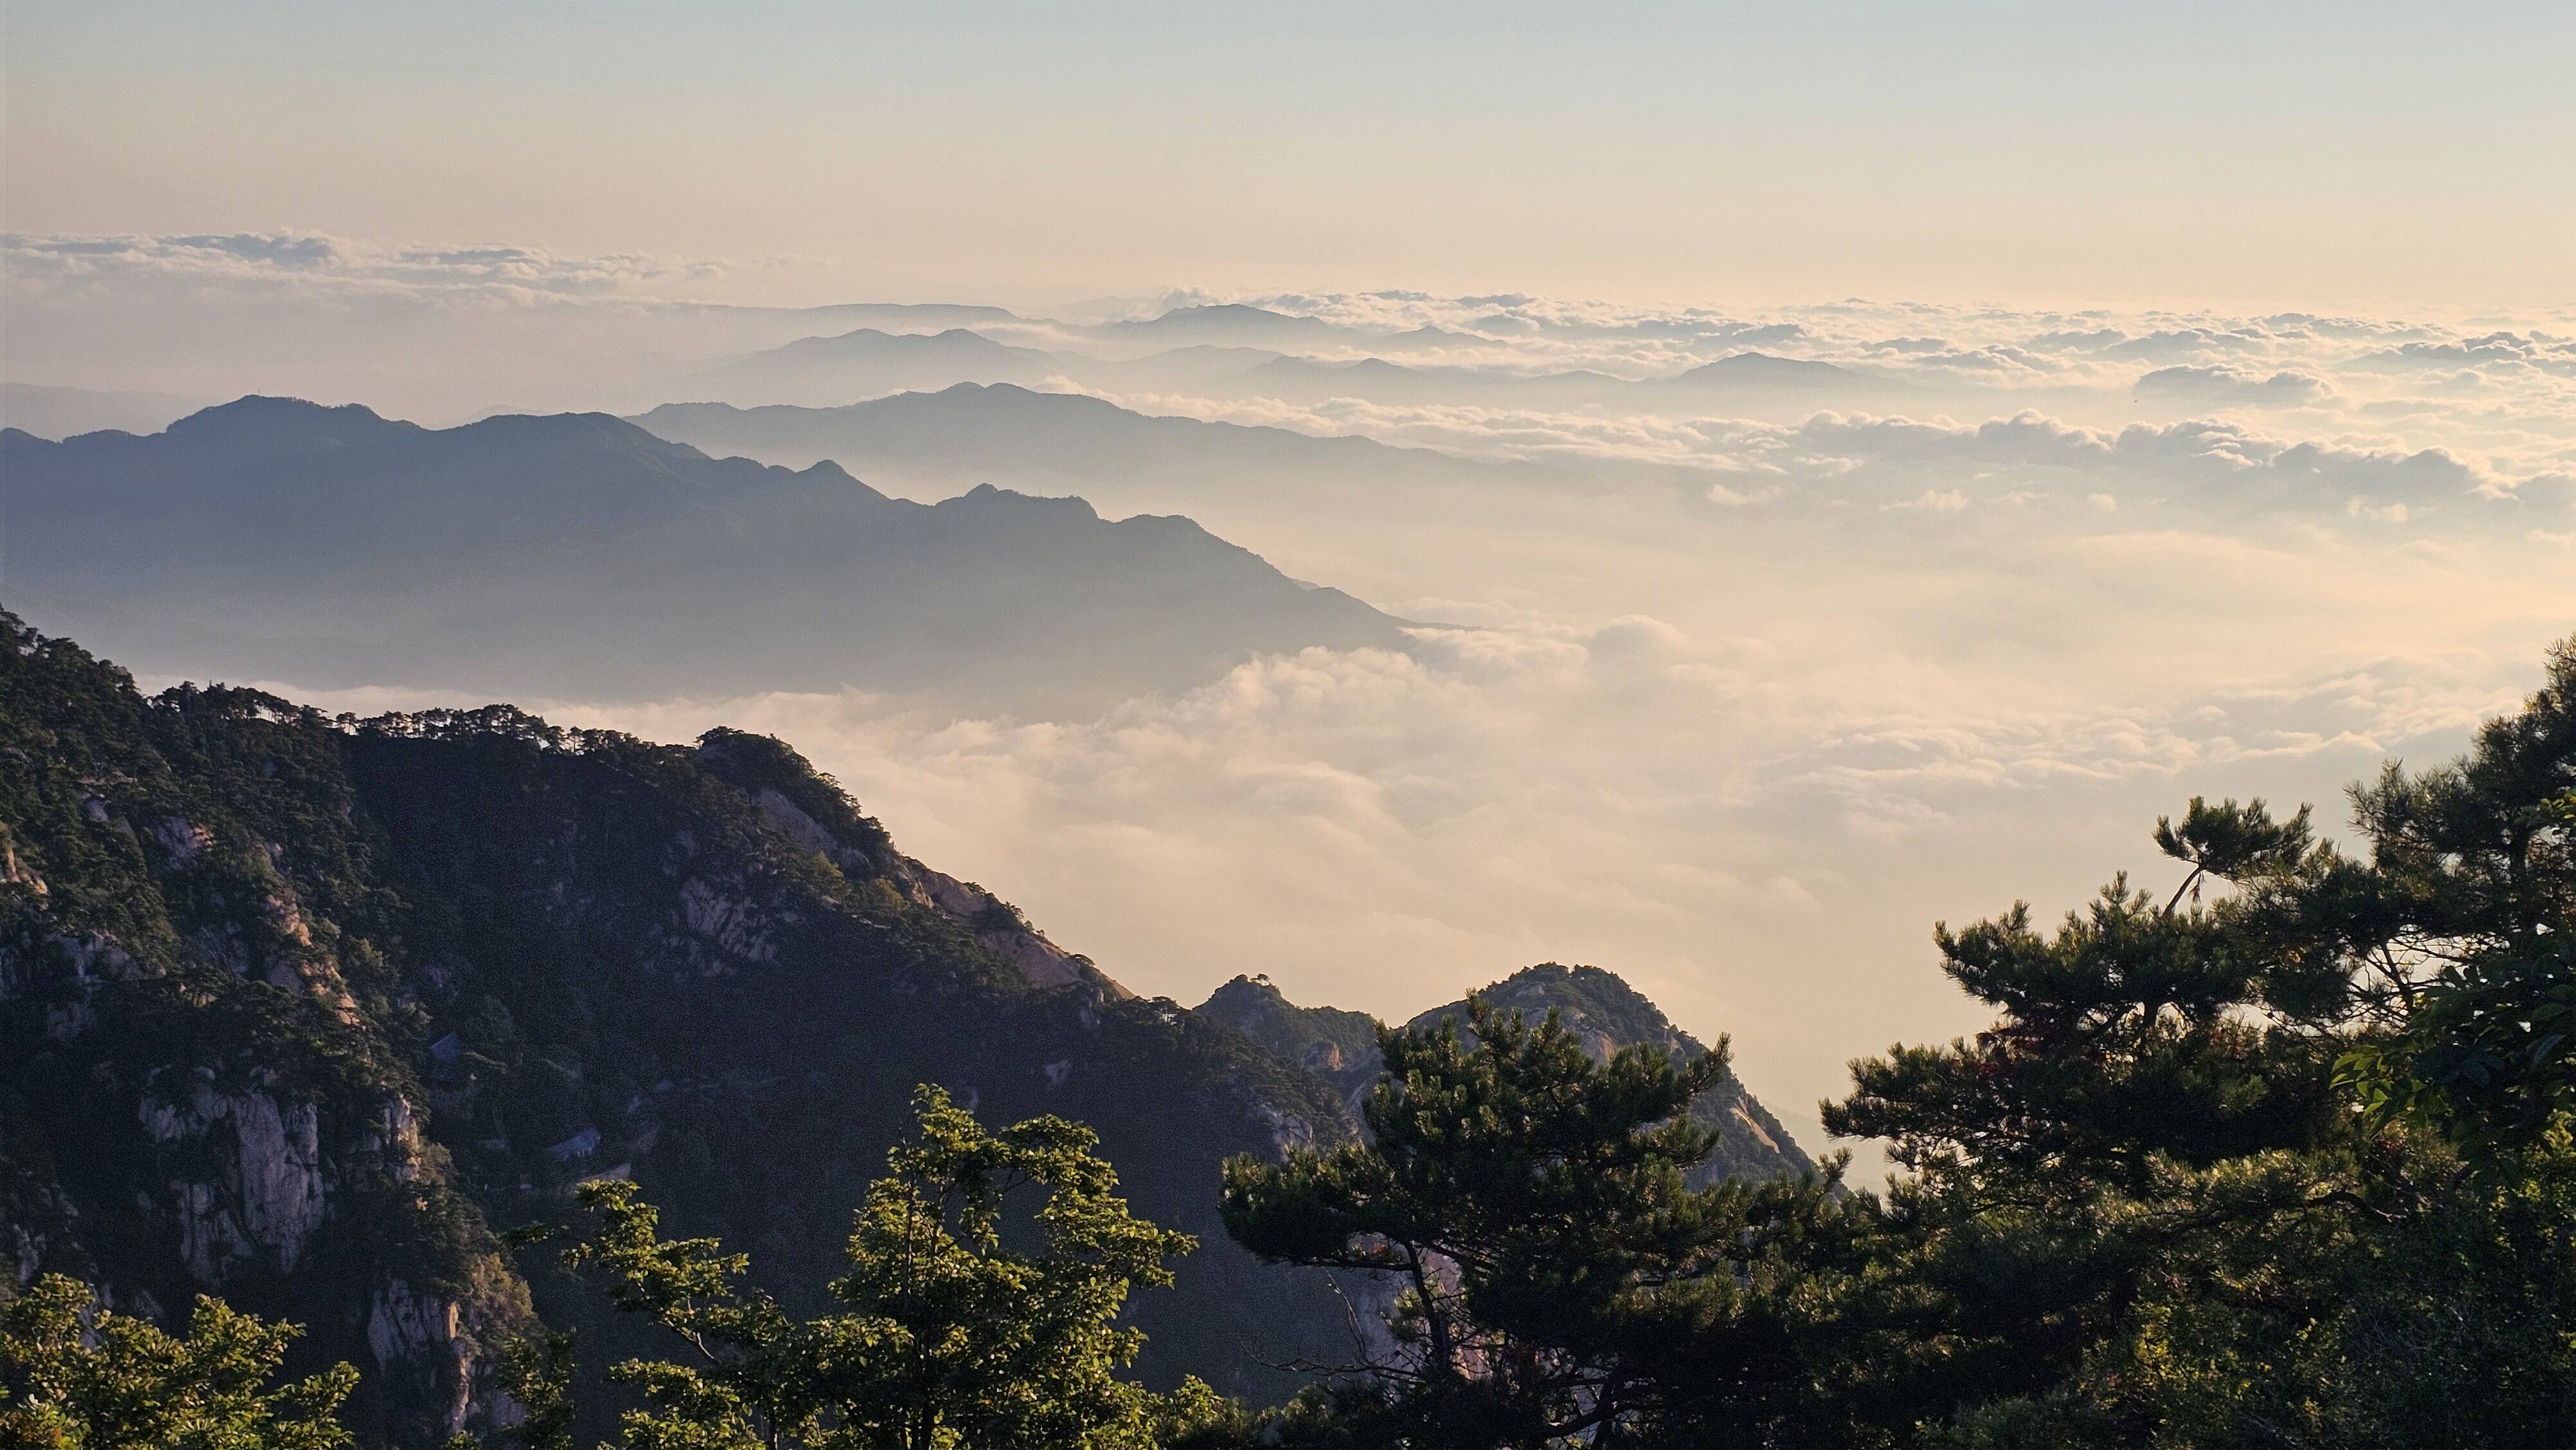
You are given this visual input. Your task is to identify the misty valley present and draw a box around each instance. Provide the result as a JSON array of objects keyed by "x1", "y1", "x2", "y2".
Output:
[{"x1": 7, "y1": 12, "x2": 2576, "y2": 1434}]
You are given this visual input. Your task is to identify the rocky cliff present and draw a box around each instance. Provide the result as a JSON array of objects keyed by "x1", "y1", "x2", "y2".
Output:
[{"x1": 0, "y1": 616, "x2": 1354, "y2": 1444}]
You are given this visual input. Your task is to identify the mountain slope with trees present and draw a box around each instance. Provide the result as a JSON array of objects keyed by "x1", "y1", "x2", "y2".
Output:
[
  {"x1": 0, "y1": 615, "x2": 1381, "y2": 1442},
  {"x1": 24, "y1": 610, "x2": 2552, "y2": 1447},
  {"x1": 1199, "y1": 966, "x2": 1811, "y2": 1184}
]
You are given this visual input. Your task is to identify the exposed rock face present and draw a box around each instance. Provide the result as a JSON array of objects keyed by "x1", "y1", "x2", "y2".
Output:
[
  {"x1": 368, "y1": 1278, "x2": 460, "y2": 1368},
  {"x1": 139, "y1": 1078, "x2": 327, "y2": 1277},
  {"x1": 152, "y1": 816, "x2": 213, "y2": 865},
  {"x1": 750, "y1": 787, "x2": 866, "y2": 869},
  {"x1": 900, "y1": 861, "x2": 1133, "y2": 996},
  {"x1": 0, "y1": 625, "x2": 527, "y2": 1445},
  {"x1": 676, "y1": 876, "x2": 778, "y2": 966},
  {"x1": 368, "y1": 1279, "x2": 473, "y2": 1436}
]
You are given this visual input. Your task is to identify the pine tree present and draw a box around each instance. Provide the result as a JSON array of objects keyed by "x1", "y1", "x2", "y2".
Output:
[
  {"x1": 551, "y1": 1084, "x2": 1205, "y2": 1450},
  {"x1": 1817, "y1": 645, "x2": 2576, "y2": 1446},
  {"x1": 1222, "y1": 997, "x2": 1855, "y2": 1447}
]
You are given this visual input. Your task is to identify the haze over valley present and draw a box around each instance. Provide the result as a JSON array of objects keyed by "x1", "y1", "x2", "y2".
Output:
[
  {"x1": 12, "y1": 265, "x2": 2575, "y2": 1167},
  {"x1": 9, "y1": 6, "x2": 2575, "y2": 1442}
]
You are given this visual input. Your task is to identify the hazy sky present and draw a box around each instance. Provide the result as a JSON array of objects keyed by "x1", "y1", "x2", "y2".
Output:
[{"x1": 9, "y1": 1, "x2": 2573, "y2": 310}]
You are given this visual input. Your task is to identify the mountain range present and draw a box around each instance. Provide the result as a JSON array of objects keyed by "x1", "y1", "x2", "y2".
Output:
[
  {"x1": 629, "y1": 382, "x2": 1557, "y2": 503},
  {"x1": 687, "y1": 319, "x2": 1917, "y2": 420},
  {"x1": 1, "y1": 616, "x2": 1814, "y2": 1446},
  {"x1": 1, "y1": 397, "x2": 1410, "y2": 714},
  {"x1": 0, "y1": 382, "x2": 213, "y2": 440},
  {"x1": 689, "y1": 326, "x2": 1062, "y2": 407},
  {"x1": 1093, "y1": 303, "x2": 1361, "y2": 351}
]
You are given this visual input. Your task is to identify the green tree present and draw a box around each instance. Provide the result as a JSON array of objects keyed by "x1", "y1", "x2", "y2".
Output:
[
  {"x1": 2327, "y1": 642, "x2": 2576, "y2": 1156},
  {"x1": 0, "y1": 1272, "x2": 357, "y2": 1450},
  {"x1": 556, "y1": 1084, "x2": 1204, "y2": 1450},
  {"x1": 1221, "y1": 998, "x2": 1859, "y2": 1447},
  {"x1": 1820, "y1": 687, "x2": 2576, "y2": 1445}
]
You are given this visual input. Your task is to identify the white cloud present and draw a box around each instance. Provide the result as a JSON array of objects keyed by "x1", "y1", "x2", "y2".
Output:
[
  {"x1": 1883, "y1": 489, "x2": 1970, "y2": 513},
  {"x1": 2133, "y1": 365, "x2": 2333, "y2": 407},
  {"x1": 37, "y1": 247, "x2": 2576, "y2": 1165},
  {"x1": 0, "y1": 231, "x2": 719, "y2": 300}
]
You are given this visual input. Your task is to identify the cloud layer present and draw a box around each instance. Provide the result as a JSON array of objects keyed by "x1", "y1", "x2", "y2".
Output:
[{"x1": 25, "y1": 243, "x2": 2576, "y2": 1167}]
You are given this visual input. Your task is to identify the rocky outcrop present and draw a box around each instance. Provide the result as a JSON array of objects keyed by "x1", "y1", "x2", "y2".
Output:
[
  {"x1": 750, "y1": 787, "x2": 874, "y2": 873},
  {"x1": 674, "y1": 876, "x2": 779, "y2": 966},
  {"x1": 140, "y1": 1077, "x2": 327, "y2": 1279},
  {"x1": 368, "y1": 1279, "x2": 474, "y2": 1436},
  {"x1": 901, "y1": 860, "x2": 1134, "y2": 997},
  {"x1": 1198, "y1": 974, "x2": 1387, "y2": 1118}
]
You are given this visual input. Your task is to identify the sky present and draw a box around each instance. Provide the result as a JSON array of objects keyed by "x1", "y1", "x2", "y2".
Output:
[
  {"x1": 9, "y1": 2, "x2": 2575, "y2": 310},
  {"x1": 7, "y1": 3, "x2": 2576, "y2": 1171}
]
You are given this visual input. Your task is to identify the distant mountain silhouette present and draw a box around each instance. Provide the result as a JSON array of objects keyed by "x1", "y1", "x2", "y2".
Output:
[
  {"x1": 1056, "y1": 344, "x2": 1913, "y2": 417},
  {"x1": 1661, "y1": 350, "x2": 1906, "y2": 394},
  {"x1": 1218, "y1": 349, "x2": 1912, "y2": 413},
  {"x1": 1, "y1": 397, "x2": 1413, "y2": 713},
  {"x1": 1097, "y1": 303, "x2": 1361, "y2": 349},
  {"x1": 684, "y1": 301, "x2": 1916, "y2": 422},
  {"x1": 0, "y1": 382, "x2": 213, "y2": 439},
  {"x1": 691, "y1": 326, "x2": 1059, "y2": 406},
  {"x1": 629, "y1": 384, "x2": 1573, "y2": 509},
  {"x1": 1378, "y1": 323, "x2": 1490, "y2": 350},
  {"x1": 1070, "y1": 343, "x2": 1287, "y2": 393}
]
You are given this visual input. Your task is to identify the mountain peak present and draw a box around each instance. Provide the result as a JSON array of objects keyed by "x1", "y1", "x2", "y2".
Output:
[
  {"x1": 1196, "y1": 963, "x2": 1810, "y2": 1183},
  {"x1": 12, "y1": 398, "x2": 1408, "y2": 713},
  {"x1": 163, "y1": 394, "x2": 418, "y2": 451},
  {"x1": 945, "y1": 480, "x2": 1102, "y2": 522},
  {"x1": 1668, "y1": 352, "x2": 1897, "y2": 393},
  {"x1": 1109, "y1": 304, "x2": 1342, "y2": 340},
  {"x1": 1198, "y1": 975, "x2": 1385, "y2": 1111}
]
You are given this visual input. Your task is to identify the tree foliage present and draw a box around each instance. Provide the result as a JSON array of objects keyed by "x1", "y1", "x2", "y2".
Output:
[
  {"x1": 1222, "y1": 999, "x2": 1866, "y2": 1447},
  {"x1": 1810, "y1": 652, "x2": 2576, "y2": 1445},
  {"x1": 2331, "y1": 642, "x2": 2576, "y2": 1154},
  {"x1": 1222, "y1": 637, "x2": 2576, "y2": 1448},
  {"x1": 551, "y1": 1084, "x2": 1202, "y2": 1450},
  {"x1": 0, "y1": 1272, "x2": 357, "y2": 1450}
]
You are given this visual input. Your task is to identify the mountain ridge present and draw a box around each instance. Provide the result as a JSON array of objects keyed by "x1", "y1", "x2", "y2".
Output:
[
  {"x1": 1197, "y1": 964, "x2": 1814, "y2": 1183},
  {"x1": 3, "y1": 397, "x2": 1412, "y2": 713},
  {"x1": 693, "y1": 326, "x2": 1059, "y2": 406},
  {"x1": 627, "y1": 381, "x2": 1586, "y2": 505},
  {"x1": 0, "y1": 616, "x2": 1362, "y2": 1441},
  {"x1": 2, "y1": 616, "x2": 1815, "y2": 1447}
]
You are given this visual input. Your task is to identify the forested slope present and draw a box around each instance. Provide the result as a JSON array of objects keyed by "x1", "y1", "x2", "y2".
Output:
[{"x1": 0, "y1": 615, "x2": 1365, "y2": 1444}]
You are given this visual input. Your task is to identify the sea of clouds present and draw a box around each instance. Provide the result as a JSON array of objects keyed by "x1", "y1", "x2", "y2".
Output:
[{"x1": 26, "y1": 233, "x2": 2576, "y2": 1169}]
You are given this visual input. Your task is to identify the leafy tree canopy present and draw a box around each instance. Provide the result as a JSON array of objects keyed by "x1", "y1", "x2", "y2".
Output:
[
  {"x1": 0, "y1": 1273, "x2": 357, "y2": 1450},
  {"x1": 1222, "y1": 998, "x2": 1863, "y2": 1447},
  {"x1": 540, "y1": 1084, "x2": 1205, "y2": 1450}
]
